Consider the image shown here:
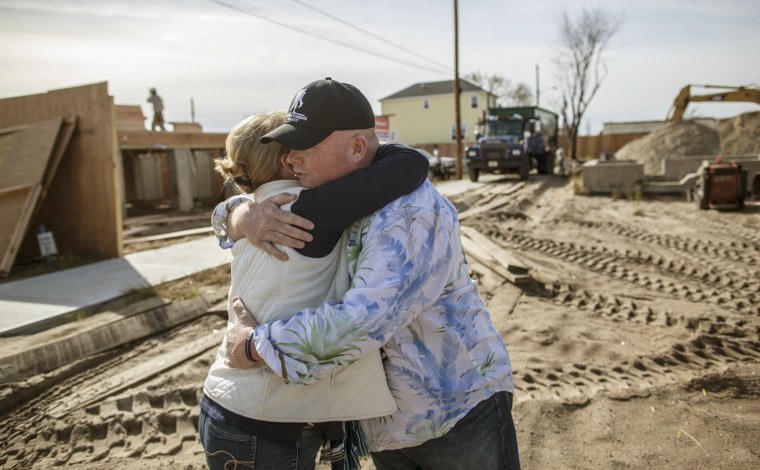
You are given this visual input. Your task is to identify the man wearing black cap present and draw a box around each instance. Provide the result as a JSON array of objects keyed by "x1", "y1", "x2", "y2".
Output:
[{"x1": 216, "y1": 77, "x2": 520, "y2": 470}]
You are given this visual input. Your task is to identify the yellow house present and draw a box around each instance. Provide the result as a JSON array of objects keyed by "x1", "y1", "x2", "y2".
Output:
[{"x1": 379, "y1": 79, "x2": 496, "y2": 149}]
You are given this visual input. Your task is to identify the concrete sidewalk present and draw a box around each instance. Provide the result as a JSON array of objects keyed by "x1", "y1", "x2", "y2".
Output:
[{"x1": 0, "y1": 236, "x2": 231, "y2": 336}]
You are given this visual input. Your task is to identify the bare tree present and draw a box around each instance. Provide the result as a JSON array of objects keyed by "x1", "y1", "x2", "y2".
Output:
[
  {"x1": 552, "y1": 7, "x2": 624, "y2": 160},
  {"x1": 465, "y1": 71, "x2": 534, "y2": 107},
  {"x1": 464, "y1": 71, "x2": 508, "y2": 105},
  {"x1": 508, "y1": 83, "x2": 534, "y2": 106}
]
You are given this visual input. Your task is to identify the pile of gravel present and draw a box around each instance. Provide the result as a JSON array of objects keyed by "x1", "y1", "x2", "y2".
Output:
[
  {"x1": 615, "y1": 120, "x2": 720, "y2": 175},
  {"x1": 716, "y1": 111, "x2": 760, "y2": 156}
]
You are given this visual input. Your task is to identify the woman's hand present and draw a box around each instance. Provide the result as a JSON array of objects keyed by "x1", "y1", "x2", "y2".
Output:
[{"x1": 224, "y1": 297, "x2": 262, "y2": 368}]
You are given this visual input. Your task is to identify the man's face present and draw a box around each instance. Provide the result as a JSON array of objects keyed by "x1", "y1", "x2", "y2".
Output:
[{"x1": 285, "y1": 131, "x2": 357, "y2": 189}]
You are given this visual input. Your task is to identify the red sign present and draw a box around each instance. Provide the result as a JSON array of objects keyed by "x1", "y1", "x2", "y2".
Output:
[{"x1": 375, "y1": 116, "x2": 390, "y2": 141}]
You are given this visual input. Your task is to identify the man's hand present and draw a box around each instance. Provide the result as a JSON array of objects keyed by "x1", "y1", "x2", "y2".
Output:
[
  {"x1": 228, "y1": 193, "x2": 315, "y2": 261},
  {"x1": 224, "y1": 297, "x2": 262, "y2": 369}
]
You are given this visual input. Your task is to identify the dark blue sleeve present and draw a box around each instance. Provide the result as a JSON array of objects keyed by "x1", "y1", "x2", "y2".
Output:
[{"x1": 292, "y1": 143, "x2": 429, "y2": 258}]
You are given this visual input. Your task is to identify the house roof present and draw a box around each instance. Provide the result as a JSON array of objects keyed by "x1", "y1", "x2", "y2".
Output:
[{"x1": 380, "y1": 79, "x2": 490, "y2": 101}]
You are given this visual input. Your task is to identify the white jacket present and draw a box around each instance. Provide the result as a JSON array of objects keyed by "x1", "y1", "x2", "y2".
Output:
[{"x1": 203, "y1": 179, "x2": 396, "y2": 422}]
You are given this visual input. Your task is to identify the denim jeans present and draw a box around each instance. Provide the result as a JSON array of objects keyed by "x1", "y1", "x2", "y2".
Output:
[
  {"x1": 198, "y1": 408, "x2": 324, "y2": 470},
  {"x1": 371, "y1": 391, "x2": 521, "y2": 470}
]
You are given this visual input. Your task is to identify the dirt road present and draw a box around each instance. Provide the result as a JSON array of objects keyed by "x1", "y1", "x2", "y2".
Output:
[{"x1": 1, "y1": 175, "x2": 759, "y2": 469}]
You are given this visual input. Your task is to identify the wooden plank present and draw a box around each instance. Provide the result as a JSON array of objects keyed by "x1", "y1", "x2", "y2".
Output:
[
  {"x1": 160, "y1": 152, "x2": 171, "y2": 201},
  {"x1": 124, "y1": 212, "x2": 211, "y2": 226},
  {"x1": 48, "y1": 331, "x2": 222, "y2": 418},
  {"x1": 0, "y1": 124, "x2": 30, "y2": 135},
  {"x1": 115, "y1": 105, "x2": 146, "y2": 131},
  {"x1": 0, "y1": 118, "x2": 62, "y2": 188},
  {"x1": 0, "y1": 186, "x2": 40, "y2": 277},
  {"x1": 458, "y1": 181, "x2": 525, "y2": 221},
  {"x1": 170, "y1": 122, "x2": 203, "y2": 133},
  {"x1": 46, "y1": 304, "x2": 221, "y2": 418},
  {"x1": 173, "y1": 148, "x2": 195, "y2": 211},
  {"x1": 0, "y1": 118, "x2": 64, "y2": 276},
  {"x1": 117, "y1": 129, "x2": 227, "y2": 150},
  {"x1": 123, "y1": 214, "x2": 165, "y2": 225},
  {"x1": 122, "y1": 225, "x2": 151, "y2": 237},
  {"x1": 40, "y1": 116, "x2": 76, "y2": 199},
  {"x1": 0, "y1": 296, "x2": 208, "y2": 384},
  {"x1": 459, "y1": 226, "x2": 531, "y2": 285},
  {"x1": 0, "y1": 184, "x2": 33, "y2": 198},
  {"x1": 0, "y1": 82, "x2": 123, "y2": 261},
  {"x1": 123, "y1": 226, "x2": 213, "y2": 244}
]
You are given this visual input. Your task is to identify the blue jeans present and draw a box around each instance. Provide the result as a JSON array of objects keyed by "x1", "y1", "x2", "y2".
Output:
[
  {"x1": 371, "y1": 391, "x2": 520, "y2": 470},
  {"x1": 198, "y1": 408, "x2": 324, "y2": 470}
]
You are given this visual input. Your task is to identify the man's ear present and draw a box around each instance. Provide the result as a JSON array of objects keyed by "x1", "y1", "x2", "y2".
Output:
[
  {"x1": 280, "y1": 154, "x2": 295, "y2": 177},
  {"x1": 349, "y1": 134, "x2": 369, "y2": 163}
]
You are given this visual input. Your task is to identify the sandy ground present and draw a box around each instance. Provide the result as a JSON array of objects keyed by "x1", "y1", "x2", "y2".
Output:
[{"x1": 1, "y1": 174, "x2": 759, "y2": 469}]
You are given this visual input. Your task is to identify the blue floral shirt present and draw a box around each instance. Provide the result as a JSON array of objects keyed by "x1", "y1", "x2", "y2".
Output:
[{"x1": 212, "y1": 180, "x2": 514, "y2": 451}]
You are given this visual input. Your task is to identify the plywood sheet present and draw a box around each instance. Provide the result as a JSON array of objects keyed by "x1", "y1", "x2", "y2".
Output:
[
  {"x1": 0, "y1": 186, "x2": 38, "y2": 275},
  {"x1": 0, "y1": 82, "x2": 122, "y2": 262},
  {"x1": 0, "y1": 118, "x2": 63, "y2": 275},
  {"x1": 40, "y1": 117, "x2": 76, "y2": 199}
]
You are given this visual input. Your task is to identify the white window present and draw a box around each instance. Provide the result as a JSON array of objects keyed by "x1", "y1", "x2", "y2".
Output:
[
  {"x1": 450, "y1": 122, "x2": 468, "y2": 140},
  {"x1": 423, "y1": 98, "x2": 430, "y2": 109},
  {"x1": 470, "y1": 95, "x2": 479, "y2": 109}
]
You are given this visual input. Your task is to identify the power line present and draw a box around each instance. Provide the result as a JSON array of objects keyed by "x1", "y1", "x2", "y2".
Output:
[
  {"x1": 288, "y1": 0, "x2": 452, "y2": 73},
  {"x1": 206, "y1": 0, "x2": 450, "y2": 75}
]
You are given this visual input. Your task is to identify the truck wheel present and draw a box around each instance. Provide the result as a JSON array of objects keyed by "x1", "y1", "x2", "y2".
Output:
[
  {"x1": 519, "y1": 164, "x2": 529, "y2": 181},
  {"x1": 468, "y1": 166, "x2": 479, "y2": 182},
  {"x1": 535, "y1": 155, "x2": 546, "y2": 174}
]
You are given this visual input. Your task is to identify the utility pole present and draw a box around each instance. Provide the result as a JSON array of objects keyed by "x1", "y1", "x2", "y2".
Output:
[
  {"x1": 535, "y1": 64, "x2": 540, "y2": 107},
  {"x1": 453, "y1": 0, "x2": 463, "y2": 179},
  {"x1": 191, "y1": 98, "x2": 196, "y2": 123}
]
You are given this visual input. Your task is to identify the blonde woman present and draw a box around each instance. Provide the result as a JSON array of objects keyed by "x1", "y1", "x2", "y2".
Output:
[{"x1": 200, "y1": 110, "x2": 428, "y2": 470}]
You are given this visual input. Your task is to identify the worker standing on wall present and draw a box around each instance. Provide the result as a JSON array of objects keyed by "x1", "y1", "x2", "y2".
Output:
[{"x1": 147, "y1": 87, "x2": 166, "y2": 132}]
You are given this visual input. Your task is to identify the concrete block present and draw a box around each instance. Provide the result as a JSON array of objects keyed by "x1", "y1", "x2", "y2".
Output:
[{"x1": 580, "y1": 160, "x2": 644, "y2": 194}]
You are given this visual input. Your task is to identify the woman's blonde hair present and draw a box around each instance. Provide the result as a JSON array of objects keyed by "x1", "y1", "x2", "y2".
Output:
[{"x1": 214, "y1": 111, "x2": 289, "y2": 193}]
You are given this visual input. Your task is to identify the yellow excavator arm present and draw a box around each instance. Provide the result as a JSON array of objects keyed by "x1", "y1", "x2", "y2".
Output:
[{"x1": 666, "y1": 84, "x2": 760, "y2": 122}]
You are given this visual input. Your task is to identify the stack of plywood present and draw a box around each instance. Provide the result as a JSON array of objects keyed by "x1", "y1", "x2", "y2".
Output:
[
  {"x1": 0, "y1": 82, "x2": 122, "y2": 276},
  {"x1": 170, "y1": 122, "x2": 203, "y2": 133},
  {"x1": 115, "y1": 105, "x2": 147, "y2": 131}
]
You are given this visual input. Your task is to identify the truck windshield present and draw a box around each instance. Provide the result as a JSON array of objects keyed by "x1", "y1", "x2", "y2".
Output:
[{"x1": 488, "y1": 120, "x2": 523, "y2": 136}]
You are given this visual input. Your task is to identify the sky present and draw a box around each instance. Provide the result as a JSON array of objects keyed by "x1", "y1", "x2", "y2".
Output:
[{"x1": 1, "y1": 0, "x2": 758, "y2": 135}]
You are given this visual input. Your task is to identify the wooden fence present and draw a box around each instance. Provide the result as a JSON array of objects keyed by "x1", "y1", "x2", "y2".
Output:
[
  {"x1": 416, "y1": 132, "x2": 649, "y2": 162},
  {"x1": 559, "y1": 133, "x2": 649, "y2": 161}
]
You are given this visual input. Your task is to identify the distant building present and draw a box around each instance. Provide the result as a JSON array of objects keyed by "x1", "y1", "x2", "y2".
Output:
[
  {"x1": 600, "y1": 118, "x2": 719, "y2": 136},
  {"x1": 601, "y1": 120, "x2": 664, "y2": 135},
  {"x1": 379, "y1": 79, "x2": 495, "y2": 146}
]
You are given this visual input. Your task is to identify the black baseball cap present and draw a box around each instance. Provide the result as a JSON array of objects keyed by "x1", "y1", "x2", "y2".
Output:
[{"x1": 261, "y1": 77, "x2": 376, "y2": 150}]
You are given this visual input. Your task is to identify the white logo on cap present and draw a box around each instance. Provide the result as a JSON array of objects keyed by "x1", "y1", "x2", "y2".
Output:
[{"x1": 287, "y1": 88, "x2": 308, "y2": 123}]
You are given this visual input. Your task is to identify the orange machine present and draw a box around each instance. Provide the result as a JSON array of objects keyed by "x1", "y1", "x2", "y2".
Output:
[
  {"x1": 666, "y1": 84, "x2": 760, "y2": 123},
  {"x1": 692, "y1": 157, "x2": 748, "y2": 210}
]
